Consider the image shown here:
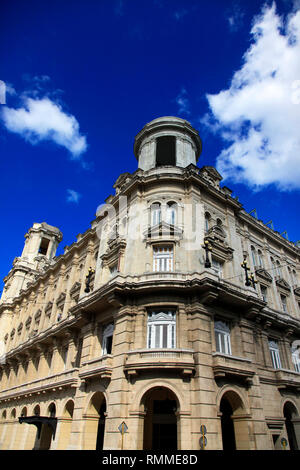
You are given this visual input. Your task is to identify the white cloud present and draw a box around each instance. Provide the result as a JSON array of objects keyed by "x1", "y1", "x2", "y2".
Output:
[
  {"x1": 227, "y1": 4, "x2": 245, "y2": 32},
  {"x1": 204, "y1": 3, "x2": 300, "y2": 191},
  {"x1": 175, "y1": 87, "x2": 191, "y2": 115},
  {"x1": 66, "y1": 189, "x2": 81, "y2": 203},
  {"x1": 1, "y1": 96, "x2": 87, "y2": 159}
]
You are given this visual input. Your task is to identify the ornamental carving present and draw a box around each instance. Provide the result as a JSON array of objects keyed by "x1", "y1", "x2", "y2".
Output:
[
  {"x1": 255, "y1": 268, "x2": 273, "y2": 284},
  {"x1": 275, "y1": 278, "x2": 291, "y2": 293}
]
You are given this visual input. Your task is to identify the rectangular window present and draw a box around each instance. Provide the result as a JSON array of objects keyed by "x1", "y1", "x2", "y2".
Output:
[
  {"x1": 212, "y1": 258, "x2": 223, "y2": 278},
  {"x1": 281, "y1": 295, "x2": 287, "y2": 313},
  {"x1": 269, "y1": 340, "x2": 282, "y2": 369},
  {"x1": 147, "y1": 311, "x2": 176, "y2": 349},
  {"x1": 110, "y1": 263, "x2": 118, "y2": 276},
  {"x1": 260, "y1": 285, "x2": 268, "y2": 302},
  {"x1": 292, "y1": 347, "x2": 300, "y2": 373},
  {"x1": 214, "y1": 320, "x2": 231, "y2": 355},
  {"x1": 153, "y1": 245, "x2": 173, "y2": 272},
  {"x1": 156, "y1": 136, "x2": 176, "y2": 166}
]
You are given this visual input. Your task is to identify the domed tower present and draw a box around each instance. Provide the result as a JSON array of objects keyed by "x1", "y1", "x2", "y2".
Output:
[
  {"x1": 134, "y1": 116, "x2": 202, "y2": 170},
  {"x1": 1, "y1": 222, "x2": 62, "y2": 303}
]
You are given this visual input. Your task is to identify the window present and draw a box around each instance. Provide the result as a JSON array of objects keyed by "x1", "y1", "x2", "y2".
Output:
[
  {"x1": 153, "y1": 245, "x2": 173, "y2": 272},
  {"x1": 38, "y1": 237, "x2": 50, "y2": 255},
  {"x1": 156, "y1": 136, "x2": 176, "y2": 166},
  {"x1": 292, "y1": 346, "x2": 300, "y2": 373},
  {"x1": 214, "y1": 320, "x2": 231, "y2": 355},
  {"x1": 204, "y1": 212, "x2": 210, "y2": 233},
  {"x1": 166, "y1": 201, "x2": 177, "y2": 225},
  {"x1": 151, "y1": 203, "x2": 161, "y2": 226},
  {"x1": 110, "y1": 263, "x2": 118, "y2": 276},
  {"x1": 102, "y1": 323, "x2": 114, "y2": 355},
  {"x1": 269, "y1": 340, "x2": 281, "y2": 369},
  {"x1": 212, "y1": 258, "x2": 223, "y2": 278},
  {"x1": 147, "y1": 311, "x2": 176, "y2": 349},
  {"x1": 260, "y1": 285, "x2": 268, "y2": 302},
  {"x1": 270, "y1": 257, "x2": 276, "y2": 278},
  {"x1": 257, "y1": 250, "x2": 264, "y2": 268},
  {"x1": 281, "y1": 294, "x2": 287, "y2": 313},
  {"x1": 251, "y1": 246, "x2": 257, "y2": 267},
  {"x1": 276, "y1": 261, "x2": 282, "y2": 278}
]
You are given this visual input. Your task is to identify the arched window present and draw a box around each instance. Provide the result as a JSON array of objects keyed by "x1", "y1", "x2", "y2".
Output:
[
  {"x1": 204, "y1": 212, "x2": 211, "y2": 233},
  {"x1": 216, "y1": 218, "x2": 222, "y2": 227},
  {"x1": 270, "y1": 257, "x2": 276, "y2": 277},
  {"x1": 292, "y1": 345, "x2": 300, "y2": 373},
  {"x1": 214, "y1": 320, "x2": 231, "y2": 355},
  {"x1": 276, "y1": 260, "x2": 282, "y2": 278},
  {"x1": 166, "y1": 201, "x2": 177, "y2": 225},
  {"x1": 257, "y1": 250, "x2": 264, "y2": 268},
  {"x1": 251, "y1": 246, "x2": 256, "y2": 267},
  {"x1": 151, "y1": 203, "x2": 161, "y2": 226}
]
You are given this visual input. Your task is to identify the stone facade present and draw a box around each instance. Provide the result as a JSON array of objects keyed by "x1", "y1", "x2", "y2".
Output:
[{"x1": 0, "y1": 116, "x2": 300, "y2": 450}]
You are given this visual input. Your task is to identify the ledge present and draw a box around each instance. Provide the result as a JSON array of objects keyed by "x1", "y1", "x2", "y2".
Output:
[
  {"x1": 79, "y1": 355, "x2": 113, "y2": 382},
  {"x1": 275, "y1": 368, "x2": 300, "y2": 391},
  {"x1": 212, "y1": 352, "x2": 255, "y2": 385},
  {"x1": 124, "y1": 348, "x2": 195, "y2": 378},
  {"x1": 0, "y1": 368, "x2": 79, "y2": 401}
]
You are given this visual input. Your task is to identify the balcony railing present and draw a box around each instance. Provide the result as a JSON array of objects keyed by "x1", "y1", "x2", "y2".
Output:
[
  {"x1": 124, "y1": 348, "x2": 195, "y2": 378},
  {"x1": 275, "y1": 368, "x2": 300, "y2": 391},
  {"x1": 0, "y1": 368, "x2": 79, "y2": 401},
  {"x1": 79, "y1": 355, "x2": 113, "y2": 382},
  {"x1": 212, "y1": 352, "x2": 255, "y2": 385}
]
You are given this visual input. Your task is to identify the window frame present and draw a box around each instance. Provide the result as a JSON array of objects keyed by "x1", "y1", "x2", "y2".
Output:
[
  {"x1": 269, "y1": 340, "x2": 282, "y2": 369},
  {"x1": 147, "y1": 310, "x2": 176, "y2": 349},
  {"x1": 214, "y1": 320, "x2": 232, "y2": 355},
  {"x1": 153, "y1": 245, "x2": 174, "y2": 272},
  {"x1": 102, "y1": 323, "x2": 114, "y2": 355}
]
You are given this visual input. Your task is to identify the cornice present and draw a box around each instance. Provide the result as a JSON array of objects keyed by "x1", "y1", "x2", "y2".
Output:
[
  {"x1": 238, "y1": 211, "x2": 300, "y2": 256},
  {"x1": 0, "y1": 228, "x2": 97, "y2": 312}
]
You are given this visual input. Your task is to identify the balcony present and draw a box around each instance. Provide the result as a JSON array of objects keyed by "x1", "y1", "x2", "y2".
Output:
[
  {"x1": 275, "y1": 368, "x2": 300, "y2": 391},
  {"x1": 212, "y1": 352, "x2": 255, "y2": 385},
  {"x1": 124, "y1": 348, "x2": 195, "y2": 378},
  {"x1": 79, "y1": 355, "x2": 113, "y2": 382},
  {"x1": 0, "y1": 368, "x2": 79, "y2": 401}
]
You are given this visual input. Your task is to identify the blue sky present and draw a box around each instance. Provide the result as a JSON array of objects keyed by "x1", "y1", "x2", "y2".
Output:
[{"x1": 1, "y1": 0, "x2": 300, "y2": 292}]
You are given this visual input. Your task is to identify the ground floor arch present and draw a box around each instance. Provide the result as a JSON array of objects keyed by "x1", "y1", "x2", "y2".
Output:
[
  {"x1": 219, "y1": 389, "x2": 252, "y2": 450},
  {"x1": 283, "y1": 401, "x2": 299, "y2": 450},
  {"x1": 141, "y1": 386, "x2": 179, "y2": 450},
  {"x1": 83, "y1": 392, "x2": 107, "y2": 450}
]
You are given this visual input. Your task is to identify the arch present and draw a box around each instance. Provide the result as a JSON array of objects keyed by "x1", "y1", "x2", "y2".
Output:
[
  {"x1": 1, "y1": 410, "x2": 6, "y2": 420},
  {"x1": 10, "y1": 408, "x2": 16, "y2": 419},
  {"x1": 56, "y1": 400, "x2": 75, "y2": 450},
  {"x1": 204, "y1": 212, "x2": 211, "y2": 232},
  {"x1": 166, "y1": 201, "x2": 177, "y2": 225},
  {"x1": 218, "y1": 388, "x2": 252, "y2": 450},
  {"x1": 150, "y1": 202, "x2": 162, "y2": 226},
  {"x1": 133, "y1": 379, "x2": 187, "y2": 415},
  {"x1": 20, "y1": 407, "x2": 27, "y2": 417},
  {"x1": 140, "y1": 386, "x2": 179, "y2": 450},
  {"x1": 83, "y1": 392, "x2": 107, "y2": 450},
  {"x1": 283, "y1": 401, "x2": 299, "y2": 450},
  {"x1": 33, "y1": 404, "x2": 41, "y2": 416},
  {"x1": 48, "y1": 402, "x2": 56, "y2": 417}
]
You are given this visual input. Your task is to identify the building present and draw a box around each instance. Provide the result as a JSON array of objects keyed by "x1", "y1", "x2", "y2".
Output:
[{"x1": 0, "y1": 116, "x2": 300, "y2": 450}]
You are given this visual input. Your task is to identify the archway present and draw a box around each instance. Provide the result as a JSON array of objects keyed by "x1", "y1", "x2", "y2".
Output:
[
  {"x1": 38, "y1": 403, "x2": 56, "y2": 450},
  {"x1": 219, "y1": 390, "x2": 251, "y2": 450},
  {"x1": 83, "y1": 392, "x2": 106, "y2": 450},
  {"x1": 284, "y1": 402, "x2": 299, "y2": 450},
  {"x1": 142, "y1": 387, "x2": 178, "y2": 450},
  {"x1": 57, "y1": 400, "x2": 74, "y2": 450}
]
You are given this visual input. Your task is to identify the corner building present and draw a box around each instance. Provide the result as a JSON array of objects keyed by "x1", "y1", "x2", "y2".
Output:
[{"x1": 1, "y1": 116, "x2": 300, "y2": 450}]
